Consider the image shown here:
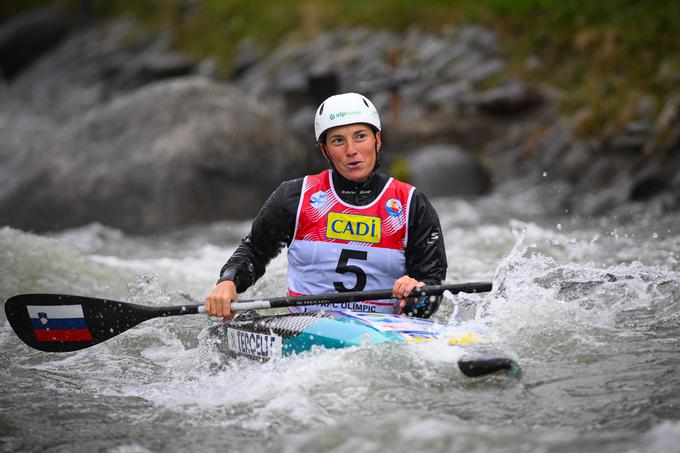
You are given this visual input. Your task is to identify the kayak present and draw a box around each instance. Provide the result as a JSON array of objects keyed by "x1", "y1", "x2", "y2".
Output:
[{"x1": 207, "y1": 310, "x2": 521, "y2": 378}]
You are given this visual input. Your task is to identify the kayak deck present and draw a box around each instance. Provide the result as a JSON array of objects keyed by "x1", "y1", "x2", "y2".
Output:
[{"x1": 206, "y1": 310, "x2": 520, "y2": 378}]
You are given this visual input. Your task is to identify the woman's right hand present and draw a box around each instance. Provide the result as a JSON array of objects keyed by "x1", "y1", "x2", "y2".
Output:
[{"x1": 205, "y1": 280, "x2": 238, "y2": 321}]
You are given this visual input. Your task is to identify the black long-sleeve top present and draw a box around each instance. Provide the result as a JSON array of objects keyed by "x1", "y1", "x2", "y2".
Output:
[{"x1": 219, "y1": 170, "x2": 448, "y2": 315}]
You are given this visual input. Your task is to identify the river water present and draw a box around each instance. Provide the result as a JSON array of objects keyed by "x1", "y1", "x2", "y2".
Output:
[{"x1": 1, "y1": 181, "x2": 679, "y2": 453}]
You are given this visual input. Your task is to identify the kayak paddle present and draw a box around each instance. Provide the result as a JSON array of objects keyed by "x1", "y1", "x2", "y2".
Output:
[{"x1": 4, "y1": 282, "x2": 493, "y2": 353}]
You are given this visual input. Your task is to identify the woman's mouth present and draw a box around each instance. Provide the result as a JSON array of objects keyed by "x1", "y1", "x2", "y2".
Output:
[{"x1": 345, "y1": 161, "x2": 363, "y2": 169}]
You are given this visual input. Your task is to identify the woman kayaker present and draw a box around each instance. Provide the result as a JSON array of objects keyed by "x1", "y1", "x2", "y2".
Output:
[{"x1": 205, "y1": 93, "x2": 447, "y2": 320}]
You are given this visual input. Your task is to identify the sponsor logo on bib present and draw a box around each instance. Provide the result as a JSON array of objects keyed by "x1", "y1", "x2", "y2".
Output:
[
  {"x1": 385, "y1": 198, "x2": 403, "y2": 217},
  {"x1": 326, "y1": 212, "x2": 381, "y2": 243},
  {"x1": 309, "y1": 190, "x2": 328, "y2": 210}
]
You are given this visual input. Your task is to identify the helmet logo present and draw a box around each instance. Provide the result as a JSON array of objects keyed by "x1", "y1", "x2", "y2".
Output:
[{"x1": 329, "y1": 110, "x2": 361, "y2": 121}]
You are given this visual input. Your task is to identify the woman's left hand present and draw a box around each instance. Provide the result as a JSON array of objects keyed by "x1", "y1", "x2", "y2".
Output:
[{"x1": 392, "y1": 275, "x2": 425, "y2": 313}]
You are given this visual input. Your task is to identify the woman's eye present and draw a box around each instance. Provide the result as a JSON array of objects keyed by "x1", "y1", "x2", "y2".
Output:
[
  {"x1": 330, "y1": 137, "x2": 344, "y2": 146},
  {"x1": 355, "y1": 133, "x2": 367, "y2": 141}
]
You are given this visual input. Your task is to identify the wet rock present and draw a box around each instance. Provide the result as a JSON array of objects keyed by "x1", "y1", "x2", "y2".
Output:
[
  {"x1": 473, "y1": 80, "x2": 543, "y2": 115},
  {"x1": 288, "y1": 105, "x2": 316, "y2": 141},
  {"x1": 629, "y1": 172, "x2": 668, "y2": 201},
  {"x1": 235, "y1": 24, "x2": 505, "y2": 113},
  {"x1": 644, "y1": 94, "x2": 680, "y2": 155},
  {"x1": 609, "y1": 120, "x2": 653, "y2": 152},
  {"x1": 231, "y1": 38, "x2": 264, "y2": 78},
  {"x1": 456, "y1": 24, "x2": 500, "y2": 54},
  {"x1": 137, "y1": 52, "x2": 198, "y2": 83},
  {"x1": 0, "y1": 109, "x2": 57, "y2": 196},
  {"x1": 468, "y1": 58, "x2": 506, "y2": 83},
  {"x1": 0, "y1": 7, "x2": 71, "y2": 79},
  {"x1": 408, "y1": 145, "x2": 490, "y2": 197},
  {"x1": 575, "y1": 153, "x2": 631, "y2": 193},
  {"x1": 560, "y1": 142, "x2": 591, "y2": 177},
  {"x1": 3, "y1": 20, "x2": 136, "y2": 119},
  {"x1": 3, "y1": 20, "x2": 200, "y2": 120},
  {"x1": 423, "y1": 80, "x2": 471, "y2": 112},
  {"x1": 0, "y1": 77, "x2": 306, "y2": 234},
  {"x1": 535, "y1": 123, "x2": 573, "y2": 170},
  {"x1": 100, "y1": 33, "x2": 202, "y2": 93}
]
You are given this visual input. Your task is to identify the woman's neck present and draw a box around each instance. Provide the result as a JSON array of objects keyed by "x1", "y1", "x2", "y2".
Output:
[{"x1": 331, "y1": 169, "x2": 388, "y2": 206}]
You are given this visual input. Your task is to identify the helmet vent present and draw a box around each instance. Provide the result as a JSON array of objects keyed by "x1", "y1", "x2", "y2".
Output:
[
  {"x1": 319, "y1": 103, "x2": 325, "y2": 115},
  {"x1": 362, "y1": 98, "x2": 369, "y2": 108}
]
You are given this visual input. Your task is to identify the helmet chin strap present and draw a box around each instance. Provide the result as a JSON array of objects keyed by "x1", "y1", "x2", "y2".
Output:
[
  {"x1": 318, "y1": 142, "x2": 336, "y2": 171},
  {"x1": 374, "y1": 145, "x2": 381, "y2": 172}
]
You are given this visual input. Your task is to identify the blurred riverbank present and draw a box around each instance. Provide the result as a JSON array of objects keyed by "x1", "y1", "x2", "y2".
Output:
[
  {"x1": 0, "y1": 3, "x2": 679, "y2": 234},
  {"x1": 2, "y1": 5, "x2": 679, "y2": 452}
]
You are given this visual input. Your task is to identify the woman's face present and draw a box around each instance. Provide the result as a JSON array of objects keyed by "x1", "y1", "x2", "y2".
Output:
[{"x1": 320, "y1": 123, "x2": 381, "y2": 183}]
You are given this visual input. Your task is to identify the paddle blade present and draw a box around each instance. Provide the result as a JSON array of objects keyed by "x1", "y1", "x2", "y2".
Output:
[
  {"x1": 4, "y1": 294, "x2": 159, "y2": 352},
  {"x1": 458, "y1": 356, "x2": 521, "y2": 378}
]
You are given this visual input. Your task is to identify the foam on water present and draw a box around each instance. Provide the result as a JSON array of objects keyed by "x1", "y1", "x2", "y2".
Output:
[
  {"x1": 481, "y1": 221, "x2": 680, "y2": 362},
  {"x1": 640, "y1": 420, "x2": 680, "y2": 452},
  {"x1": 0, "y1": 226, "x2": 134, "y2": 306}
]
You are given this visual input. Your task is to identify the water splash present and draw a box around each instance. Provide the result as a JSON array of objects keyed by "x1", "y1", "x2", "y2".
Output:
[{"x1": 0, "y1": 226, "x2": 133, "y2": 304}]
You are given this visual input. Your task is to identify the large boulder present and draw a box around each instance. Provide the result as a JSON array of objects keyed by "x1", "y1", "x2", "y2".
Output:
[
  {"x1": 407, "y1": 145, "x2": 490, "y2": 197},
  {"x1": 0, "y1": 77, "x2": 307, "y2": 234}
]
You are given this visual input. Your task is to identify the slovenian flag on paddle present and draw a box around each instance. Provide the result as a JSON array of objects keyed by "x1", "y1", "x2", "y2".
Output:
[{"x1": 27, "y1": 305, "x2": 93, "y2": 342}]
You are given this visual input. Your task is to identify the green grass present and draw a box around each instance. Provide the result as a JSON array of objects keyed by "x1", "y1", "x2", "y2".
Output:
[{"x1": 5, "y1": 0, "x2": 679, "y2": 139}]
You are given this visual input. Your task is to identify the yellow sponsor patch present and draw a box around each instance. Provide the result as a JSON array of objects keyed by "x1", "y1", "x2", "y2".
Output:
[
  {"x1": 448, "y1": 332, "x2": 481, "y2": 345},
  {"x1": 405, "y1": 337, "x2": 433, "y2": 344},
  {"x1": 326, "y1": 212, "x2": 381, "y2": 243}
]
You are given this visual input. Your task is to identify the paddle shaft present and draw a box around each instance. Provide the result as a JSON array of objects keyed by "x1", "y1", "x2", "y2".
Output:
[
  {"x1": 226, "y1": 281, "x2": 492, "y2": 312},
  {"x1": 128, "y1": 282, "x2": 492, "y2": 314}
]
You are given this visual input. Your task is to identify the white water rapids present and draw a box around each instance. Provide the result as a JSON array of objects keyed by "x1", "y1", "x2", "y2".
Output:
[{"x1": 1, "y1": 182, "x2": 679, "y2": 452}]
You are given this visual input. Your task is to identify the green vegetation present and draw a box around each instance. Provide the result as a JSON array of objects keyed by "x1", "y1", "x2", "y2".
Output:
[{"x1": 5, "y1": 1, "x2": 679, "y2": 136}]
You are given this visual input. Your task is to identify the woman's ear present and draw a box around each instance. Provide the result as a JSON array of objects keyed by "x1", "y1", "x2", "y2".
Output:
[{"x1": 376, "y1": 131, "x2": 382, "y2": 152}]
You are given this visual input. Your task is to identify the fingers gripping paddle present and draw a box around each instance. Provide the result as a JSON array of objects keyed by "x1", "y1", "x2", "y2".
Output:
[{"x1": 4, "y1": 282, "x2": 492, "y2": 353}]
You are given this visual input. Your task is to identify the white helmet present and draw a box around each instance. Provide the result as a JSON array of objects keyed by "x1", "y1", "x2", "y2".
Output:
[{"x1": 314, "y1": 93, "x2": 381, "y2": 141}]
